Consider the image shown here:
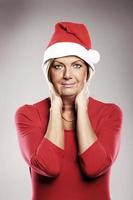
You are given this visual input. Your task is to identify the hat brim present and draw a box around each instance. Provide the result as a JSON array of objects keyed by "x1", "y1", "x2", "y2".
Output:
[{"x1": 42, "y1": 42, "x2": 99, "y2": 73}]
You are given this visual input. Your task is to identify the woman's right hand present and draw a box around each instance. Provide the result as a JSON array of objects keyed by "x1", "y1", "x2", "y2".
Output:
[{"x1": 48, "y1": 82, "x2": 63, "y2": 112}]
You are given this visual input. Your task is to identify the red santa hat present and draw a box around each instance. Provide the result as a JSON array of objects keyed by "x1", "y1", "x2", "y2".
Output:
[{"x1": 42, "y1": 21, "x2": 100, "y2": 82}]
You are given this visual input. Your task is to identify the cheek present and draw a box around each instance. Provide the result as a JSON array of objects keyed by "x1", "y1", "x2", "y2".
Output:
[
  {"x1": 49, "y1": 72, "x2": 62, "y2": 92},
  {"x1": 76, "y1": 70, "x2": 87, "y2": 82},
  {"x1": 49, "y1": 70, "x2": 61, "y2": 83}
]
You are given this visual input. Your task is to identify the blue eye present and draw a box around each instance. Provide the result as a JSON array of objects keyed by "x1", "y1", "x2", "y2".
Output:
[
  {"x1": 53, "y1": 65, "x2": 63, "y2": 69},
  {"x1": 73, "y1": 64, "x2": 82, "y2": 68},
  {"x1": 53, "y1": 63, "x2": 82, "y2": 70}
]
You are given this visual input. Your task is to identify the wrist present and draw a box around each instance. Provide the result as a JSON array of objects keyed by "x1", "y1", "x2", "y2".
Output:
[
  {"x1": 76, "y1": 102, "x2": 88, "y2": 112},
  {"x1": 77, "y1": 106, "x2": 88, "y2": 113},
  {"x1": 50, "y1": 105, "x2": 62, "y2": 114}
]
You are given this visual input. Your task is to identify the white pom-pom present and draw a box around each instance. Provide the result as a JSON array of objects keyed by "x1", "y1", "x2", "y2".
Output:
[{"x1": 88, "y1": 49, "x2": 100, "y2": 64}]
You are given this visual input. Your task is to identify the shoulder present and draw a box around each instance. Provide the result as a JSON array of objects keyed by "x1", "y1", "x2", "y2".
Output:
[
  {"x1": 15, "y1": 97, "x2": 50, "y2": 130},
  {"x1": 89, "y1": 96, "x2": 123, "y2": 119},
  {"x1": 88, "y1": 96, "x2": 123, "y2": 132},
  {"x1": 15, "y1": 97, "x2": 50, "y2": 119}
]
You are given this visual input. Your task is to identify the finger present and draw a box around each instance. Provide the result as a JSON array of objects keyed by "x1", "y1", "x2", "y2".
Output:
[
  {"x1": 84, "y1": 83, "x2": 89, "y2": 96},
  {"x1": 49, "y1": 83, "x2": 60, "y2": 98},
  {"x1": 83, "y1": 82, "x2": 88, "y2": 92},
  {"x1": 48, "y1": 82, "x2": 55, "y2": 93},
  {"x1": 48, "y1": 83, "x2": 56, "y2": 98},
  {"x1": 86, "y1": 85, "x2": 90, "y2": 96}
]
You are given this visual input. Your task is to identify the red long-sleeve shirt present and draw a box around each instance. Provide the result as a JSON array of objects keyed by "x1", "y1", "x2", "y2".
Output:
[{"x1": 15, "y1": 96, "x2": 123, "y2": 200}]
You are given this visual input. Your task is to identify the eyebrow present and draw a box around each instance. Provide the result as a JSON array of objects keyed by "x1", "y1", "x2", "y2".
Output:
[{"x1": 53, "y1": 59, "x2": 84, "y2": 65}]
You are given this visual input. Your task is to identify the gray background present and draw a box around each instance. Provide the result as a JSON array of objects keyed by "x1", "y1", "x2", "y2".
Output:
[{"x1": 0, "y1": 0, "x2": 133, "y2": 199}]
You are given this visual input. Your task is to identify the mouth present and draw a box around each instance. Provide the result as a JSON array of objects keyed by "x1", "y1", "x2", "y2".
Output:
[{"x1": 61, "y1": 83, "x2": 76, "y2": 88}]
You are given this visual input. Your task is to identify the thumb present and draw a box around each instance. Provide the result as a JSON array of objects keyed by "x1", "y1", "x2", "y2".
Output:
[
  {"x1": 83, "y1": 79, "x2": 90, "y2": 96},
  {"x1": 48, "y1": 82, "x2": 60, "y2": 97}
]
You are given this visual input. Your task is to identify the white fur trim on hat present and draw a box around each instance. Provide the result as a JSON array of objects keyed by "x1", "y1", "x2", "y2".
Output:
[
  {"x1": 88, "y1": 49, "x2": 100, "y2": 64},
  {"x1": 42, "y1": 42, "x2": 100, "y2": 73}
]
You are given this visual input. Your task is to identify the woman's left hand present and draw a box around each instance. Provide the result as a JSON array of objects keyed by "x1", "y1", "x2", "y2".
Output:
[{"x1": 75, "y1": 80, "x2": 90, "y2": 110}]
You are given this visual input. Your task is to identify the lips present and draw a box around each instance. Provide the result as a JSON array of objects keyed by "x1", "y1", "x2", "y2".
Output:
[
  {"x1": 61, "y1": 83, "x2": 75, "y2": 85},
  {"x1": 61, "y1": 83, "x2": 76, "y2": 88}
]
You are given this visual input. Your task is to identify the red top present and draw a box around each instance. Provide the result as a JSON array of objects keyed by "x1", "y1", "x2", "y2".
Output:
[{"x1": 15, "y1": 96, "x2": 123, "y2": 200}]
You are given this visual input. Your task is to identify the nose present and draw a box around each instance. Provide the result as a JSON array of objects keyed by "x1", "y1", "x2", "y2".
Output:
[{"x1": 63, "y1": 67, "x2": 72, "y2": 79}]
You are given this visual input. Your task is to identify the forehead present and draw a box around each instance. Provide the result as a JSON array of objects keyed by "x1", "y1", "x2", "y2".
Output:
[{"x1": 53, "y1": 56, "x2": 85, "y2": 64}]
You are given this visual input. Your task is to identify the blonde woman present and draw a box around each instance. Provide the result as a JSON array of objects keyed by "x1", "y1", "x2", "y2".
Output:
[{"x1": 15, "y1": 21, "x2": 123, "y2": 200}]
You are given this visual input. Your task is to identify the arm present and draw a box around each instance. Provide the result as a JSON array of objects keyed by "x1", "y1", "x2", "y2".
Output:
[
  {"x1": 15, "y1": 104, "x2": 64, "y2": 177},
  {"x1": 77, "y1": 104, "x2": 123, "y2": 178},
  {"x1": 44, "y1": 81, "x2": 64, "y2": 149},
  {"x1": 76, "y1": 105, "x2": 98, "y2": 154},
  {"x1": 44, "y1": 104, "x2": 64, "y2": 150}
]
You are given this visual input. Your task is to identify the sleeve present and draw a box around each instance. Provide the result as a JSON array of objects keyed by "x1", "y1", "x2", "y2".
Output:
[
  {"x1": 78, "y1": 104, "x2": 123, "y2": 178},
  {"x1": 15, "y1": 104, "x2": 65, "y2": 177}
]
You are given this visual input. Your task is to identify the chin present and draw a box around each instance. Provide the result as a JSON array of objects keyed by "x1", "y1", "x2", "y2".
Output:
[
  {"x1": 60, "y1": 90, "x2": 78, "y2": 97},
  {"x1": 61, "y1": 94, "x2": 77, "y2": 99}
]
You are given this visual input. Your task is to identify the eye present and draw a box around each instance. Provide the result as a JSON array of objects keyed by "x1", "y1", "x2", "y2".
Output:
[
  {"x1": 73, "y1": 64, "x2": 82, "y2": 68},
  {"x1": 53, "y1": 64, "x2": 63, "y2": 69}
]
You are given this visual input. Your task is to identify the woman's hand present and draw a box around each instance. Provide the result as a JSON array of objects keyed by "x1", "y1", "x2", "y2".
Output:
[
  {"x1": 75, "y1": 80, "x2": 90, "y2": 111},
  {"x1": 48, "y1": 82, "x2": 63, "y2": 112}
]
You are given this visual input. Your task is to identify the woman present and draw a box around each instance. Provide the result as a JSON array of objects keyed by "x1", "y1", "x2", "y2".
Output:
[{"x1": 15, "y1": 21, "x2": 123, "y2": 200}]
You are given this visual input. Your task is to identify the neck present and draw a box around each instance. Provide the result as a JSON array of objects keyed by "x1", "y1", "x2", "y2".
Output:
[{"x1": 62, "y1": 96, "x2": 76, "y2": 112}]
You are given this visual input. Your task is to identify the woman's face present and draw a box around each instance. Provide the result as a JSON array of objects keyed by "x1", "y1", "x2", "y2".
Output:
[{"x1": 48, "y1": 56, "x2": 89, "y2": 97}]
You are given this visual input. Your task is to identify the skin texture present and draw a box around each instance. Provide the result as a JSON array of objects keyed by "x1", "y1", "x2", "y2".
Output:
[
  {"x1": 49, "y1": 56, "x2": 88, "y2": 97},
  {"x1": 48, "y1": 56, "x2": 89, "y2": 111},
  {"x1": 44, "y1": 55, "x2": 98, "y2": 154}
]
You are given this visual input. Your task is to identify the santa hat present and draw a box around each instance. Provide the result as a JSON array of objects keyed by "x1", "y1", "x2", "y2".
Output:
[{"x1": 41, "y1": 21, "x2": 100, "y2": 83}]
